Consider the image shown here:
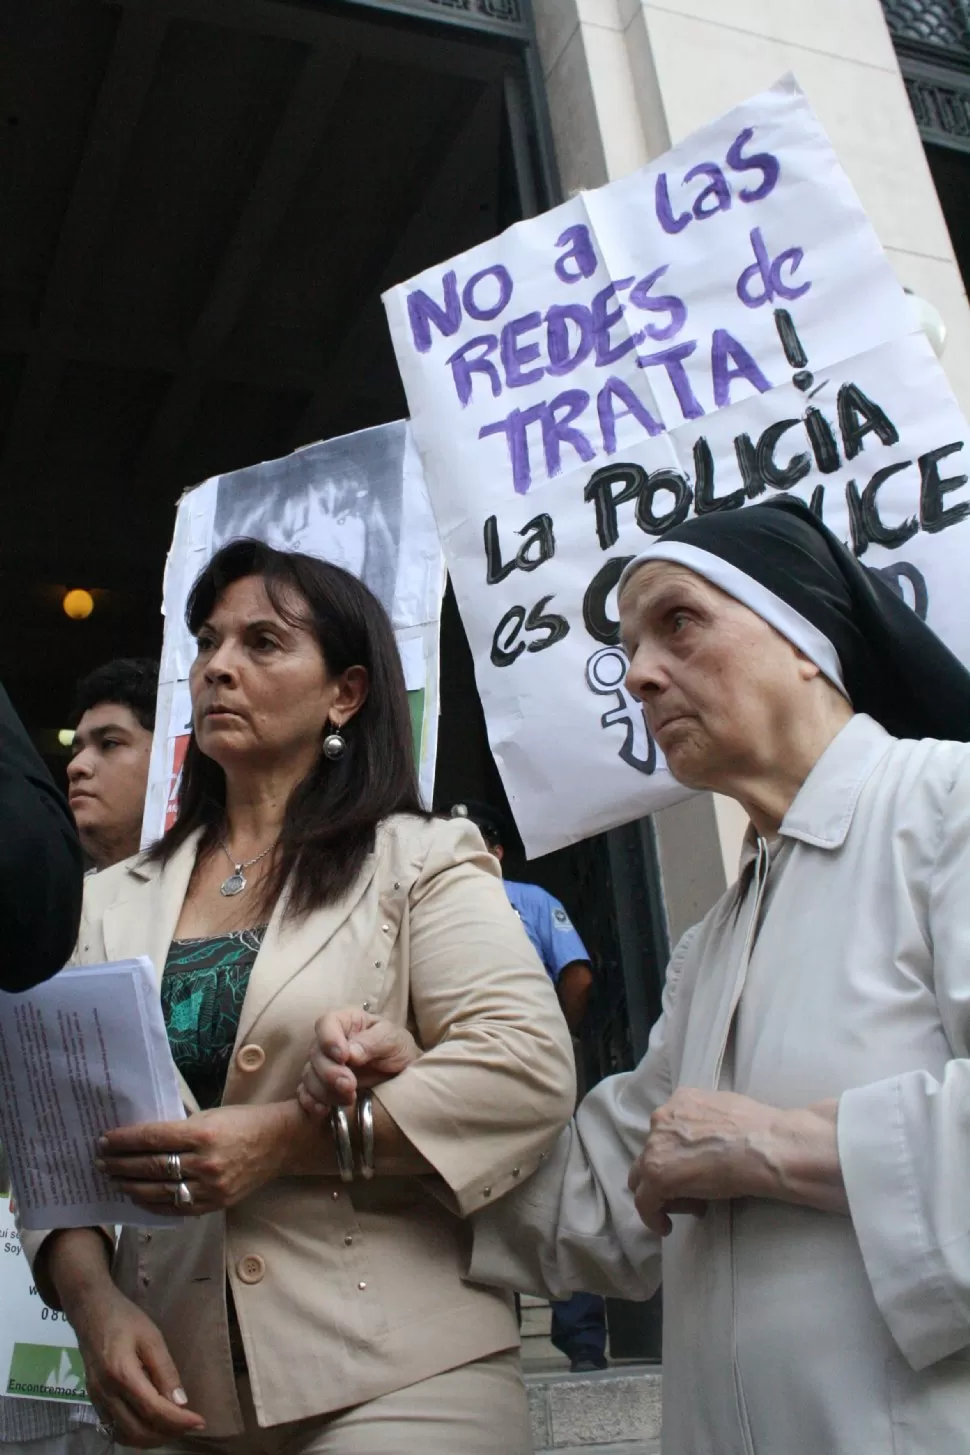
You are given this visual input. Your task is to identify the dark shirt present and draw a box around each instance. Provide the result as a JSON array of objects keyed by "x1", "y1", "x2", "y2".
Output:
[
  {"x1": 161, "y1": 927, "x2": 267, "y2": 1109},
  {"x1": 0, "y1": 684, "x2": 82, "y2": 990}
]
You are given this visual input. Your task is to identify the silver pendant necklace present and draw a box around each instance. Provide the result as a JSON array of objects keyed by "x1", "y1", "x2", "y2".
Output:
[{"x1": 218, "y1": 839, "x2": 275, "y2": 897}]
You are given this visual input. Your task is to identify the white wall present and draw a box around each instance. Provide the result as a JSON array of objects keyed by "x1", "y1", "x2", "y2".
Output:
[{"x1": 531, "y1": 0, "x2": 970, "y2": 883}]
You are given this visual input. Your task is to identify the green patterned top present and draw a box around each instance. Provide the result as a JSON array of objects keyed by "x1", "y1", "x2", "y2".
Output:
[{"x1": 161, "y1": 927, "x2": 267, "y2": 1109}]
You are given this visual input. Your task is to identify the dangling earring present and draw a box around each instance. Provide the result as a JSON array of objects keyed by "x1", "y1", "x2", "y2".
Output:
[{"x1": 322, "y1": 723, "x2": 346, "y2": 761}]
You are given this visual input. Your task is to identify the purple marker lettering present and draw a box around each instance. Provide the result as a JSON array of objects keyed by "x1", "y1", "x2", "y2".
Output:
[
  {"x1": 636, "y1": 340, "x2": 705, "y2": 421},
  {"x1": 546, "y1": 303, "x2": 594, "y2": 376},
  {"x1": 628, "y1": 266, "x2": 686, "y2": 343},
  {"x1": 463, "y1": 265, "x2": 513, "y2": 322},
  {"x1": 684, "y1": 162, "x2": 732, "y2": 219},
  {"x1": 737, "y1": 227, "x2": 811, "y2": 309},
  {"x1": 407, "y1": 270, "x2": 461, "y2": 353},
  {"x1": 554, "y1": 224, "x2": 598, "y2": 283},
  {"x1": 479, "y1": 402, "x2": 546, "y2": 495},
  {"x1": 655, "y1": 174, "x2": 691, "y2": 235},
  {"x1": 541, "y1": 390, "x2": 595, "y2": 478},
  {"x1": 597, "y1": 377, "x2": 664, "y2": 454},
  {"x1": 447, "y1": 335, "x2": 502, "y2": 406},
  {"x1": 711, "y1": 329, "x2": 772, "y2": 407},
  {"x1": 592, "y1": 278, "x2": 636, "y2": 366},
  {"x1": 501, "y1": 312, "x2": 545, "y2": 389},
  {"x1": 726, "y1": 127, "x2": 780, "y2": 203}
]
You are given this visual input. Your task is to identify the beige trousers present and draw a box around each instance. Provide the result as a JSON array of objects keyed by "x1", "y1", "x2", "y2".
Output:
[{"x1": 122, "y1": 1351, "x2": 532, "y2": 1455}]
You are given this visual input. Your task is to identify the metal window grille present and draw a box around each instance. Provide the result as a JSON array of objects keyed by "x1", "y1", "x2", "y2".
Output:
[{"x1": 882, "y1": 0, "x2": 970, "y2": 52}]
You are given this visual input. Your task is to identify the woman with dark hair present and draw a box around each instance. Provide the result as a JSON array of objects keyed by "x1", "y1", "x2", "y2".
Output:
[
  {"x1": 21, "y1": 540, "x2": 574, "y2": 1454},
  {"x1": 299, "y1": 498, "x2": 970, "y2": 1453}
]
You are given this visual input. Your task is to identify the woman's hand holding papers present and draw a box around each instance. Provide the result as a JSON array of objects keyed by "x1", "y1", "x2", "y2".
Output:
[{"x1": 97, "y1": 1102, "x2": 320, "y2": 1215}]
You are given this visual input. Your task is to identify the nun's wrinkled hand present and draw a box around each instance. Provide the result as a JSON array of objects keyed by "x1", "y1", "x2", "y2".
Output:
[
  {"x1": 298, "y1": 1008, "x2": 421, "y2": 1118},
  {"x1": 628, "y1": 1087, "x2": 781, "y2": 1236}
]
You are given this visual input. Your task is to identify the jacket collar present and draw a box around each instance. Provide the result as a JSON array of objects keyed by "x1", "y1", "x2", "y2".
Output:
[
  {"x1": 736, "y1": 714, "x2": 894, "y2": 881},
  {"x1": 780, "y1": 713, "x2": 893, "y2": 850}
]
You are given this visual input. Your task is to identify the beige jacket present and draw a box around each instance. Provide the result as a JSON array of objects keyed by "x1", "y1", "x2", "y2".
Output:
[
  {"x1": 471, "y1": 715, "x2": 970, "y2": 1454},
  {"x1": 24, "y1": 814, "x2": 575, "y2": 1433}
]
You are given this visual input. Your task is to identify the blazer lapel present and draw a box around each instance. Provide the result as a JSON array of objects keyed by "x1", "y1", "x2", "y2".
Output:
[
  {"x1": 102, "y1": 834, "x2": 201, "y2": 986},
  {"x1": 101, "y1": 835, "x2": 203, "y2": 1115},
  {"x1": 236, "y1": 848, "x2": 379, "y2": 1045}
]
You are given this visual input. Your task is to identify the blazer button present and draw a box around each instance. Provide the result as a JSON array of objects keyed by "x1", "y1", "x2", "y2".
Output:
[
  {"x1": 236, "y1": 1254, "x2": 266, "y2": 1285},
  {"x1": 236, "y1": 1044, "x2": 266, "y2": 1073}
]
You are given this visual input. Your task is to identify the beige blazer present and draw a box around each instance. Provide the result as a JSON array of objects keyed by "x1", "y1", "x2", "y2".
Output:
[{"x1": 25, "y1": 814, "x2": 574, "y2": 1433}]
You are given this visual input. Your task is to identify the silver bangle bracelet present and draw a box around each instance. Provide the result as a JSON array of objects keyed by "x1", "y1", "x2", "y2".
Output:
[
  {"x1": 330, "y1": 1105, "x2": 355, "y2": 1182},
  {"x1": 358, "y1": 1091, "x2": 375, "y2": 1180}
]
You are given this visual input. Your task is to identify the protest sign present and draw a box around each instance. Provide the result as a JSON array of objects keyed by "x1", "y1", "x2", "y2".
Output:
[
  {"x1": 143, "y1": 422, "x2": 445, "y2": 846},
  {"x1": 384, "y1": 75, "x2": 970, "y2": 857},
  {"x1": 0, "y1": 1175, "x2": 87, "y2": 1403}
]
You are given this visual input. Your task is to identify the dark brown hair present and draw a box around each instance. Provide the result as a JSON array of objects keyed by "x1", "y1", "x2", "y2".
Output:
[
  {"x1": 148, "y1": 539, "x2": 426, "y2": 917},
  {"x1": 72, "y1": 657, "x2": 159, "y2": 732}
]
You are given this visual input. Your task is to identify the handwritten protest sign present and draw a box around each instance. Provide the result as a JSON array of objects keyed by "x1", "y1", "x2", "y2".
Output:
[
  {"x1": 384, "y1": 76, "x2": 970, "y2": 857},
  {"x1": 143, "y1": 422, "x2": 444, "y2": 845}
]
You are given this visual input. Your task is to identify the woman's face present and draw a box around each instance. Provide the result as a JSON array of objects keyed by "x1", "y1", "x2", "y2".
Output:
[
  {"x1": 619, "y1": 561, "x2": 816, "y2": 791},
  {"x1": 189, "y1": 574, "x2": 364, "y2": 779}
]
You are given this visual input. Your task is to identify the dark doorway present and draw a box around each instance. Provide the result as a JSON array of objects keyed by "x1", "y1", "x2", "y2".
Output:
[
  {"x1": 925, "y1": 140, "x2": 970, "y2": 290},
  {"x1": 0, "y1": 0, "x2": 536, "y2": 755}
]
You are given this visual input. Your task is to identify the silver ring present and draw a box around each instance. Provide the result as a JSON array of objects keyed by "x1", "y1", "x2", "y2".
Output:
[
  {"x1": 174, "y1": 1180, "x2": 193, "y2": 1208},
  {"x1": 96, "y1": 1420, "x2": 115, "y2": 1442},
  {"x1": 165, "y1": 1152, "x2": 181, "y2": 1181}
]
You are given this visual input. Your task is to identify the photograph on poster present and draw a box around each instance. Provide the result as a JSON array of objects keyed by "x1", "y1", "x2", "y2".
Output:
[{"x1": 212, "y1": 425, "x2": 407, "y2": 620}]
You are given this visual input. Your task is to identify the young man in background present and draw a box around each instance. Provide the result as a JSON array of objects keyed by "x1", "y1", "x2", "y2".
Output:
[{"x1": 66, "y1": 659, "x2": 158, "y2": 870}]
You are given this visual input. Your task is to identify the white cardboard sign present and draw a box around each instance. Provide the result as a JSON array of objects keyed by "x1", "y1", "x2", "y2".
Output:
[{"x1": 384, "y1": 77, "x2": 970, "y2": 857}]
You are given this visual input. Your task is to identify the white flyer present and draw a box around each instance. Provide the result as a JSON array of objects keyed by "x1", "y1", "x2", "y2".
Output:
[{"x1": 0, "y1": 959, "x2": 184, "y2": 1230}]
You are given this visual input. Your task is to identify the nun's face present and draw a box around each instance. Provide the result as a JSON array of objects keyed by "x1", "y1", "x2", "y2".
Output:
[{"x1": 619, "y1": 562, "x2": 814, "y2": 791}]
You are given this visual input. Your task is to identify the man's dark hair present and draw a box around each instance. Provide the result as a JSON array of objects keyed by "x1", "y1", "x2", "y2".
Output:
[
  {"x1": 149, "y1": 538, "x2": 426, "y2": 919},
  {"x1": 72, "y1": 658, "x2": 160, "y2": 733}
]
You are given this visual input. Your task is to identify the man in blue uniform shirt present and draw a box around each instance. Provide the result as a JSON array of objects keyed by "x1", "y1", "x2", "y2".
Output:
[{"x1": 449, "y1": 802, "x2": 607, "y2": 1371}]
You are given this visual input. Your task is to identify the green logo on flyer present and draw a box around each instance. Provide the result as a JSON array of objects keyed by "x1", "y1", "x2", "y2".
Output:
[{"x1": 6, "y1": 1344, "x2": 87, "y2": 1402}]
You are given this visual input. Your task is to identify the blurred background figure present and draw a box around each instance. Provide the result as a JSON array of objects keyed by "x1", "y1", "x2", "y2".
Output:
[
  {"x1": 66, "y1": 659, "x2": 159, "y2": 870},
  {"x1": 0, "y1": 683, "x2": 82, "y2": 991},
  {"x1": 449, "y1": 801, "x2": 608, "y2": 1373}
]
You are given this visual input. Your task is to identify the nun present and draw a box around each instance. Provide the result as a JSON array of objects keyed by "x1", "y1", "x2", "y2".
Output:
[{"x1": 298, "y1": 496, "x2": 970, "y2": 1454}]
